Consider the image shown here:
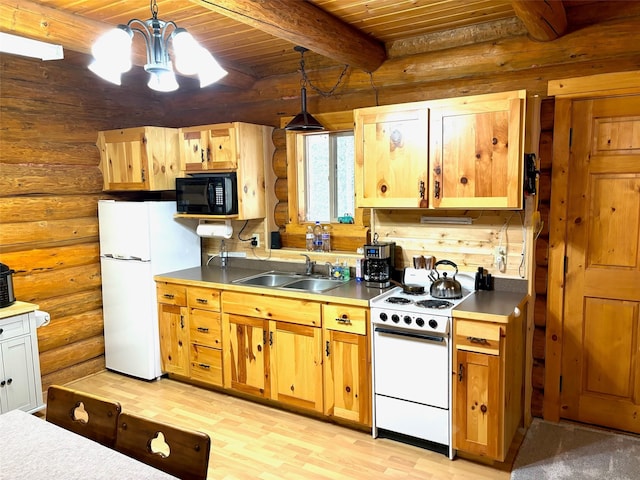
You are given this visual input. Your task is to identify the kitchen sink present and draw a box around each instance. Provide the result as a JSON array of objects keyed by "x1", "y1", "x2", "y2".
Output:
[
  {"x1": 233, "y1": 272, "x2": 301, "y2": 287},
  {"x1": 233, "y1": 271, "x2": 345, "y2": 292},
  {"x1": 280, "y1": 278, "x2": 343, "y2": 292}
]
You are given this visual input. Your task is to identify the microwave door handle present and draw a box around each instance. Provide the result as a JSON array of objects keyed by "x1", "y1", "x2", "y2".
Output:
[{"x1": 207, "y1": 182, "x2": 215, "y2": 207}]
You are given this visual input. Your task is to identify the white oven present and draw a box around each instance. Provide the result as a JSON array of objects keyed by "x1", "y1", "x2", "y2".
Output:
[{"x1": 370, "y1": 269, "x2": 474, "y2": 459}]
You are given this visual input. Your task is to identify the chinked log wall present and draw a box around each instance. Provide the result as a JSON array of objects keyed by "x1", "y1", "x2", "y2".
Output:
[{"x1": 1, "y1": 9, "x2": 639, "y2": 410}]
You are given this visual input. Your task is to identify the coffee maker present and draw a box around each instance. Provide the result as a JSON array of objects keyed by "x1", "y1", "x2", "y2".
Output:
[{"x1": 363, "y1": 242, "x2": 395, "y2": 288}]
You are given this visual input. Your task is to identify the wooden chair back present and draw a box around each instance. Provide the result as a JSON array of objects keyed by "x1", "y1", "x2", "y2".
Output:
[
  {"x1": 45, "y1": 385, "x2": 122, "y2": 448},
  {"x1": 115, "y1": 412, "x2": 211, "y2": 480}
]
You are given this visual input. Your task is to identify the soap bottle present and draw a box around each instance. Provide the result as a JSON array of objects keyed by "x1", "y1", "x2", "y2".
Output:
[{"x1": 342, "y1": 261, "x2": 350, "y2": 281}]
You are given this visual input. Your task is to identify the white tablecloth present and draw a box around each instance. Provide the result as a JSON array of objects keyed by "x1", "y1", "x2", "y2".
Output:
[{"x1": 0, "y1": 409, "x2": 177, "y2": 479}]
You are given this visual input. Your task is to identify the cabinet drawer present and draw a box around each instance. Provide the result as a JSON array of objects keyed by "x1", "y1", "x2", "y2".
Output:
[
  {"x1": 187, "y1": 287, "x2": 220, "y2": 311},
  {"x1": 322, "y1": 305, "x2": 367, "y2": 335},
  {"x1": 0, "y1": 314, "x2": 30, "y2": 340},
  {"x1": 222, "y1": 291, "x2": 321, "y2": 327},
  {"x1": 189, "y1": 309, "x2": 222, "y2": 348},
  {"x1": 455, "y1": 320, "x2": 502, "y2": 355},
  {"x1": 156, "y1": 283, "x2": 186, "y2": 306},
  {"x1": 190, "y1": 345, "x2": 223, "y2": 386}
]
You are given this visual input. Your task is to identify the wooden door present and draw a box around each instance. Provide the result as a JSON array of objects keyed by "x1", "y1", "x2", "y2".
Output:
[
  {"x1": 454, "y1": 349, "x2": 501, "y2": 459},
  {"x1": 222, "y1": 314, "x2": 269, "y2": 398},
  {"x1": 323, "y1": 329, "x2": 370, "y2": 424},
  {"x1": 180, "y1": 128, "x2": 208, "y2": 172},
  {"x1": 206, "y1": 124, "x2": 237, "y2": 170},
  {"x1": 429, "y1": 93, "x2": 524, "y2": 209},
  {"x1": 354, "y1": 104, "x2": 429, "y2": 208},
  {"x1": 561, "y1": 95, "x2": 640, "y2": 434},
  {"x1": 158, "y1": 303, "x2": 189, "y2": 376},
  {"x1": 269, "y1": 321, "x2": 323, "y2": 412}
]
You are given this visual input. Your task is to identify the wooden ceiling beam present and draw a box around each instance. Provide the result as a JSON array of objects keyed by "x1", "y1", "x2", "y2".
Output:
[
  {"x1": 0, "y1": 0, "x2": 256, "y2": 89},
  {"x1": 191, "y1": 0, "x2": 387, "y2": 72},
  {"x1": 511, "y1": 0, "x2": 567, "y2": 41}
]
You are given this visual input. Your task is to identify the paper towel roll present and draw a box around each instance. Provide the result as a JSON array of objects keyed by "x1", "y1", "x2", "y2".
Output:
[{"x1": 196, "y1": 223, "x2": 233, "y2": 239}]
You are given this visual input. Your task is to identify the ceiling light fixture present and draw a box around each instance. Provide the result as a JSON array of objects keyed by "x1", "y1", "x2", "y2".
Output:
[
  {"x1": 285, "y1": 47, "x2": 349, "y2": 131},
  {"x1": 89, "y1": 0, "x2": 227, "y2": 92}
]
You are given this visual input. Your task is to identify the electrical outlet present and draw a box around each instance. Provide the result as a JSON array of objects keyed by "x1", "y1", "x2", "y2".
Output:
[
  {"x1": 251, "y1": 234, "x2": 260, "y2": 248},
  {"x1": 494, "y1": 246, "x2": 507, "y2": 272}
]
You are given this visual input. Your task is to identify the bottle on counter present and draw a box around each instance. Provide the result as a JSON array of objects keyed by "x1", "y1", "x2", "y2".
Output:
[
  {"x1": 322, "y1": 225, "x2": 331, "y2": 252},
  {"x1": 342, "y1": 261, "x2": 350, "y2": 281},
  {"x1": 305, "y1": 225, "x2": 314, "y2": 251},
  {"x1": 313, "y1": 221, "x2": 323, "y2": 252}
]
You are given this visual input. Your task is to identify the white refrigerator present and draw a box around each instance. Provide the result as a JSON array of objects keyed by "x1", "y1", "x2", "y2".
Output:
[{"x1": 98, "y1": 200, "x2": 200, "y2": 380}]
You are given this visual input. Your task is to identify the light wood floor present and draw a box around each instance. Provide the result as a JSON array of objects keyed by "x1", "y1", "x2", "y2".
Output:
[{"x1": 65, "y1": 371, "x2": 512, "y2": 480}]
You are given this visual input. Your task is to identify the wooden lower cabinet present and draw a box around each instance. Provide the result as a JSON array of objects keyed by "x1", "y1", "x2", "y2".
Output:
[
  {"x1": 452, "y1": 312, "x2": 524, "y2": 461},
  {"x1": 322, "y1": 304, "x2": 371, "y2": 426},
  {"x1": 157, "y1": 283, "x2": 189, "y2": 376},
  {"x1": 157, "y1": 283, "x2": 372, "y2": 427}
]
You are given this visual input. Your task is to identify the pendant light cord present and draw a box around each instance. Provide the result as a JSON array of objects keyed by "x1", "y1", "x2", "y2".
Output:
[{"x1": 297, "y1": 47, "x2": 349, "y2": 98}]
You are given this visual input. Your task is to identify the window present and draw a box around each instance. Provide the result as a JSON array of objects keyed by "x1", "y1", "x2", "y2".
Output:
[{"x1": 301, "y1": 131, "x2": 354, "y2": 223}]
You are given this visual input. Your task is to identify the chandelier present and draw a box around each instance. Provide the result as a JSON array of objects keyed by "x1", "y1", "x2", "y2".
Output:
[{"x1": 89, "y1": 0, "x2": 227, "y2": 92}]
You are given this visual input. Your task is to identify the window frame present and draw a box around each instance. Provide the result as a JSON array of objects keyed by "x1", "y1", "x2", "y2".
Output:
[{"x1": 280, "y1": 111, "x2": 368, "y2": 251}]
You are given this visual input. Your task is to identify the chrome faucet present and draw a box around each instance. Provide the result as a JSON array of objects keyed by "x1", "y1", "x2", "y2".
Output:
[
  {"x1": 301, "y1": 254, "x2": 315, "y2": 275},
  {"x1": 325, "y1": 261, "x2": 333, "y2": 277}
]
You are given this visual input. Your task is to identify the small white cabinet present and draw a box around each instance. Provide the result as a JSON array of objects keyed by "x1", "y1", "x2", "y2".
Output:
[{"x1": 0, "y1": 302, "x2": 45, "y2": 414}]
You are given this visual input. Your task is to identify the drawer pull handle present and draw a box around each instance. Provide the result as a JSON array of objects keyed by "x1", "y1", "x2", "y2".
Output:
[
  {"x1": 198, "y1": 363, "x2": 210, "y2": 370},
  {"x1": 196, "y1": 298, "x2": 208, "y2": 304},
  {"x1": 336, "y1": 316, "x2": 351, "y2": 325},
  {"x1": 467, "y1": 336, "x2": 489, "y2": 345},
  {"x1": 197, "y1": 327, "x2": 209, "y2": 333},
  {"x1": 163, "y1": 293, "x2": 175, "y2": 299}
]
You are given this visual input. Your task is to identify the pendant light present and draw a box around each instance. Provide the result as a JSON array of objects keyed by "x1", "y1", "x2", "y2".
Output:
[{"x1": 285, "y1": 47, "x2": 325, "y2": 131}]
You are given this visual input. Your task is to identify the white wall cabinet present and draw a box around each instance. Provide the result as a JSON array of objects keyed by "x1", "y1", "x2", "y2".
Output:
[{"x1": 0, "y1": 303, "x2": 45, "y2": 414}]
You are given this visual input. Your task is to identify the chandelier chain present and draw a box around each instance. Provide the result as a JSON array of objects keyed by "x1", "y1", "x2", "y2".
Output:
[
  {"x1": 299, "y1": 50, "x2": 348, "y2": 98},
  {"x1": 151, "y1": 0, "x2": 158, "y2": 20}
]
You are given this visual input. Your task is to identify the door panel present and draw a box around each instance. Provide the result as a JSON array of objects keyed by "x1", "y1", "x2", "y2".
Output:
[{"x1": 561, "y1": 96, "x2": 640, "y2": 434}]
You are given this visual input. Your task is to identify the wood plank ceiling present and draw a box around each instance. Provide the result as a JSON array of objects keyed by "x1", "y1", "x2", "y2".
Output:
[{"x1": 0, "y1": 0, "x2": 628, "y2": 90}]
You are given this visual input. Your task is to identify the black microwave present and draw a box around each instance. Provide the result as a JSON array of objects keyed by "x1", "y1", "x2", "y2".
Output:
[{"x1": 176, "y1": 173, "x2": 238, "y2": 215}]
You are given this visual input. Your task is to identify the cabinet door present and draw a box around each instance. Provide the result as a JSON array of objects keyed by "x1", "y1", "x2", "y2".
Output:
[
  {"x1": 430, "y1": 93, "x2": 524, "y2": 209},
  {"x1": 180, "y1": 124, "x2": 237, "y2": 172},
  {"x1": 98, "y1": 128, "x2": 150, "y2": 191},
  {"x1": 269, "y1": 321, "x2": 323, "y2": 412},
  {"x1": 454, "y1": 349, "x2": 502, "y2": 460},
  {"x1": 0, "y1": 336, "x2": 38, "y2": 413},
  {"x1": 158, "y1": 303, "x2": 189, "y2": 376},
  {"x1": 222, "y1": 314, "x2": 269, "y2": 398},
  {"x1": 355, "y1": 105, "x2": 429, "y2": 208},
  {"x1": 323, "y1": 329, "x2": 370, "y2": 425}
]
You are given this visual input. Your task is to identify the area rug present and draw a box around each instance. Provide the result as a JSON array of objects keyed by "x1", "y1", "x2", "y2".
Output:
[{"x1": 511, "y1": 418, "x2": 640, "y2": 480}]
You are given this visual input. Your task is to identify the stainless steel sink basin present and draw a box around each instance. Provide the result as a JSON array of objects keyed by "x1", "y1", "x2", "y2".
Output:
[
  {"x1": 233, "y1": 272, "x2": 301, "y2": 287},
  {"x1": 280, "y1": 278, "x2": 343, "y2": 292},
  {"x1": 233, "y1": 271, "x2": 345, "y2": 293}
]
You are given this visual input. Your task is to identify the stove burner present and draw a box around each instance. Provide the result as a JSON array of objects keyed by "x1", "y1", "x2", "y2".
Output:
[
  {"x1": 415, "y1": 299, "x2": 454, "y2": 309},
  {"x1": 386, "y1": 296, "x2": 412, "y2": 305}
]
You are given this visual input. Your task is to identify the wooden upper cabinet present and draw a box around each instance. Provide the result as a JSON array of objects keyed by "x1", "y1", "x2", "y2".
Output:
[
  {"x1": 354, "y1": 90, "x2": 526, "y2": 210},
  {"x1": 97, "y1": 127, "x2": 180, "y2": 192},
  {"x1": 178, "y1": 122, "x2": 273, "y2": 220},
  {"x1": 180, "y1": 123, "x2": 237, "y2": 172},
  {"x1": 354, "y1": 104, "x2": 429, "y2": 208},
  {"x1": 430, "y1": 90, "x2": 526, "y2": 209}
]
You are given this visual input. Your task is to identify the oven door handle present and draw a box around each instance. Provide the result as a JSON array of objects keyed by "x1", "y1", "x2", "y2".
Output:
[{"x1": 374, "y1": 327, "x2": 445, "y2": 343}]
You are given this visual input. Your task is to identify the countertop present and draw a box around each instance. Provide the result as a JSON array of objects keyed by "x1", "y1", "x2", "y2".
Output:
[
  {"x1": 155, "y1": 265, "x2": 529, "y2": 317},
  {"x1": 154, "y1": 265, "x2": 390, "y2": 307},
  {"x1": 0, "y1": 301, "x2": 39, "y2": 320},
  {"x1": 454, "y1": 290, "x2": 529, "y2": 323}
]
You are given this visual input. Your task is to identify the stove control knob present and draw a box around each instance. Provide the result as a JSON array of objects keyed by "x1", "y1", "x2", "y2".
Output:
[
  {"x1": 428, "y1": 319, "x2": 438, "y2": 329},
  {"x1": 379, "y1": 312, "x2": 388, "y2": 322},
  {"x1": 391, "y1": 314, "x2": 400, "y2": 323},
  {"x1": 416, "y1": 317, "x2": 425, "y2": 327},
  {"x1": 403, "y1": 315, "x2": 412, "y2": 325}
]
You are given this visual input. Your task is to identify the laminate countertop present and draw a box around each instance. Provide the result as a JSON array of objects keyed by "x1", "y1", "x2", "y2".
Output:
[
  {"x1": 155, "y1": 265, "x2": 390, "y2": 307},
  {"x1": 453, "y1": 290, "x2": 529, "y2": 323}
]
